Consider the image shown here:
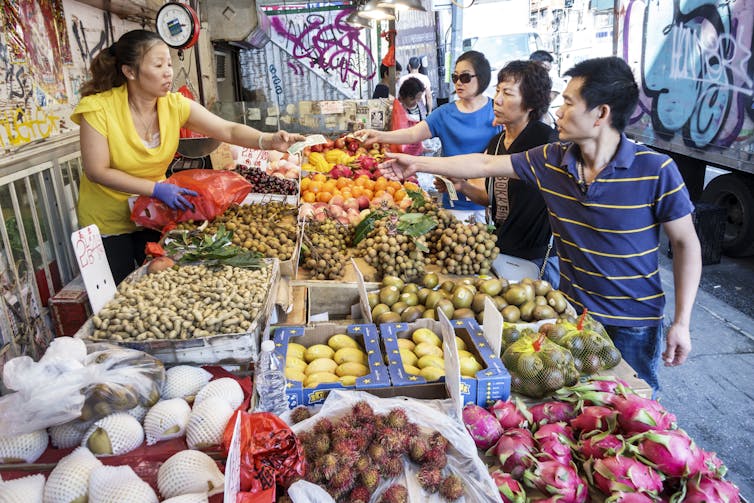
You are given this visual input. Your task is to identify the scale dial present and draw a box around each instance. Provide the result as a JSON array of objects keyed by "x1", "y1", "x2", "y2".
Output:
[{"x1": 156, "y1": 2, "x2": 200, "y2": 50}]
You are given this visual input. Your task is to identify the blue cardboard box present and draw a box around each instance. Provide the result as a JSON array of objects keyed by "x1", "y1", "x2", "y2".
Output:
[{"x1": 272, "y1": 323, "x2": 390, "y2": 407}]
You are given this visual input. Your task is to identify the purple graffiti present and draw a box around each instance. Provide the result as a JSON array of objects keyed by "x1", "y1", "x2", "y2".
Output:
[{"x1": 271, "y1": 10, "x2": 375, "y2": 90}]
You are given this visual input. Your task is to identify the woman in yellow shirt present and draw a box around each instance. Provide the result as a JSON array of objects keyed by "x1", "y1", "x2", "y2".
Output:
[{"x1": 72, "y1": 30, "x2": 304, "y2": 283}]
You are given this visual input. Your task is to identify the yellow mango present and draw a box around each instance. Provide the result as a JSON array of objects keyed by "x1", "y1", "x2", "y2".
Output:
[
  {"x1": 417, "y1": 355, "x2": 445, "y2": 370},
  {"x1": 403, "y1": 364, "x2": 421, "y2": 375},
  {"x1": 412, "y1": 328, "x2": 441, "y2": 347},
  {"x1": 304, "y1": 344, "x2": 335, "y2": 363},
  {"x1": 334, "y1": 347, "x2": 368, "y2": 365},
  {"x1": 328, "y1": 334, "x2": 361, "y2": 351},
  {"x1": 420, "y1": 366, "x2": 446, "y2": 382},
  {"x1": 455, "y1": 336, "x2": 467, "y2": 351},
  {"x1": 397, "y1": 338, "x2": 416, "y2": 351},
  {"x1": 286, "y1": 357, "x2": 307, "y2": 372},
  {"x1": 460, "y1": 356, "x2": 483, "y2": 377},
  {"x1": 284, "y1": 368, "x2": 306, "y2": 382},
  {"x1": 287, "y1": 342, "x2": 306, "y2": 360},
  {"x1": 338, "y1": 375, "x2": 357, "y2": 386},
  {"x1": 399, "y1": 348, "x2": 418, "y2": 367},
  {"x1": 305, "y1": 357, "x2": 338, "y2": 375},
  {"x1": 414, "y1": 342, "x2": 444, "y2": 358},
  {"x1": 458, "y1": 349, "x2": 474, "y2": 359},
  {"x1": 336, "y1": 362, "x2": 369, "y2": 377},
  {"x1": 304, "y1": 372, "x2": 339, "y2": 388}
]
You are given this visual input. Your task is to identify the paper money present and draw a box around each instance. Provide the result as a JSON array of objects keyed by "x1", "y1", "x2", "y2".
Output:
[{"x1": 288, "y1": 134, "x2": 328, "y2": 155}]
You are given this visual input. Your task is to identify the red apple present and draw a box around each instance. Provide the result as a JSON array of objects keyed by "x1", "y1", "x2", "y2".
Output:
[{"x1": 356, "y1": 195, "x2": 371, "y2": 210}]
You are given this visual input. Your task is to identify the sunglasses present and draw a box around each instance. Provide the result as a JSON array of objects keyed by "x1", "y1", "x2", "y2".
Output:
[{"x1": 451, "y1": 73, "x2": 477, "y2": 84}]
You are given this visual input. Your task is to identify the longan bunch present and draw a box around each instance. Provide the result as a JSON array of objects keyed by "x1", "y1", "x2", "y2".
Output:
[
  {"x1": 301, "y1": 220, "x2": 352, "y2": 280},
  {"x1": 211, "y1": 203, "x2": 298, "y2": 260},
  {"x1": 417, "y1": 200, "x2": 455, "y2": 261},
  {"x1": 356, "y1": 217, "x2": 427, "y2": 282},
  {"x1": 432, "y1": 221, "x2": 499, "y2": 275}
]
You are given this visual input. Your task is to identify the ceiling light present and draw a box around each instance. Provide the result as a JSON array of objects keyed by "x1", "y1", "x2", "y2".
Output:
[
  {"x1": 345, "y1": 10, "x2": 371, "y2": 28},
  {"x1": 358, "y1": 0, "x2": 395, "y2": 20},
  {"x1": 377, "y1": 0, "x2": 426, "y2": 11}
]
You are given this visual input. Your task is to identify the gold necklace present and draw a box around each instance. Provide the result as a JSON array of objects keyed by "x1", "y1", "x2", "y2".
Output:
[{"x1": 129, "y1": 101, "x2": 157, "y2": 140}]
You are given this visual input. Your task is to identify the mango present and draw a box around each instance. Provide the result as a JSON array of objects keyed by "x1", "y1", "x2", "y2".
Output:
[
  {"x1": 286, "y1": 357, "x2": 307, "y2": 372},
  {"x1": 305, "y1": 357, "x2": 338, "y2": 375},
  {"x1": 328, "y1": 334, "x2": 360, "y2": 351},
  {"x1": 458, "y1": 349, "x2": 474, "y2": 359},
  {"x1": 304, "y1": 344, "x2": 334, "y2": 363},
  {"x1": 397, "y1": 338, "x2": 415, "y2": 351},
  {"x1": 399, "y1": 348, "x2": 418, "y2": 367},
  {"x1": 403, "y1": 364, "x2": 421, "y2": 375},
  {"x1": 414, "y1": 342, "x2": 444, "y2": 358},
  {"x1": 304, "y1": 372, "x2": 339, "y2": 388},
  {"x1": 284, "y1": 368, "x2": 306, "y2": 382},
  {"x1": 460, "y1": 356, "x2": 483, "y2": 377},
  {"x1": 334, "y1": 347, "x2": 368, "y2": 365},
  {"x1": 455, "y1": 336, "x2": 467, "y2": 351},
  {"x1": 287, "y1": 342, "x2": 306, "y2": 360},
  {"x1": 338, "y1": 375, "x2": 357, "y2": 386},
  {"x1": 412, "y1": 328, "x2": 441, "y2": 347},
  {"x1": 336, "y1": 361, "x2": 369, "y2": 377},
  {"x1": 417, "y1": 354, "x2": 445, "y2": 370},
  {"x1": 419, "y1": 366, "x2": 446, "y2": 382}
]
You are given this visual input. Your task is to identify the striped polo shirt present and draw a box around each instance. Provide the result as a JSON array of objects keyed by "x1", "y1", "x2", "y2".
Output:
[{"x1": 510, "y1": 135, "x2": 694, "y2": 327}]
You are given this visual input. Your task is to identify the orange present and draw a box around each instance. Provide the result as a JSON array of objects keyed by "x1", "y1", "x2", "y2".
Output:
[
  {"x1": 394, "y1": 189, "x2": 407, "y2": 202},
  {"x1": 300, "y1": 177, "x2": 312, "y2": 191},
  {"x1": 364, "y1": 179, "x2": 376, "y2": 191},
  {"x1": 374, "y1": 189, "x2": 386, "y2": 199},
  {"x1": 336, "y1": 177, "x2": 350, "y2": 189},
  {"x1": 374, "y1": 178, "x2": 388, "y2": 191},
  {"x1": 340, "y1": 189, "x2": 353, "y2": 199},
  {"x1": 386, "y1": 186, "x2": 396, "y2": 196},
  {"x1": 387, "y1": 180, "x2": 402, "y2": 191},
  {"x1": 312, "y1": 173, "x2": 327, "y2": 183},
  {"x1": 323, "y1": 180, "x2": 337, "y2": 194},
  {"x1": 362, "y1": 189, "x2": 374, "y2": 199},
  {"x1": 302, "y1": 192, "x2": 316, "y2": 203},
  {"x1": 317, "y1": 191, "x2": 332, "y2": 203},
  {"x1": 351, "y1": 186, "x2": 363, "y2": 197},
  {"x1": 403, "y1": 182, "x2": 419, "y2": 191},
  {"x1": 309, "y1": 181, "x2": 323, "y2": 193},
  {"x1": 355, "y1": 175, "x2": 368, "y2": 187}
]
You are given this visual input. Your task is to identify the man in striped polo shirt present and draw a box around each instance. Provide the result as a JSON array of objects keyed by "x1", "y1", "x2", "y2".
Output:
[{"x1": 382, "y1": 57, "x2": 702, "y2": 392}]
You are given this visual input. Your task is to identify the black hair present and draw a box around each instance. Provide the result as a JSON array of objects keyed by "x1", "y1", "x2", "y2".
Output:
[
  {"x1": 380, "y1": 62, "x2": 403, "y2": 79},
  {"x1": 456, "y1": 50, "x2": 491, "y2": 96},
  {"x1": 408, "y1": 57, "x2": 421, "y2": 70},
  {"x1": 399, "y1": 76, "x2": 425, "y2": 100},
  {"x1": 563, "y1": 56, "x2": 639, "y2": 132},
  {"x1": 529, "y1": 50, "x2": 554, "y2": 64},
  {"x1": 80, "y1": 30, "x2": 164, "y2": 97},
  {"x1": 497, "y1": 60, "x2": 552, "y2": 122}
]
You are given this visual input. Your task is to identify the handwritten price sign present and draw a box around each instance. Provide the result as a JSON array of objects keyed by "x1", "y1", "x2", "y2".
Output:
[{"x1": 70, "y1": 225, "x2": 116, "y2": 313}]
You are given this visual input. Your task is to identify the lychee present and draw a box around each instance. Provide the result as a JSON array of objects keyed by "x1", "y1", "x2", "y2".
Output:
[
  {"x1": 290, "y1": 406, "x2": 312, "y2": 424},
  {"x1": 378, "y1": 483, "x2": 408, "y2": 503},
  {"x1": 417, "y1": 466, "x2": 443, "y2": 493},
  {"x1": 439, "y1": 473, "x2": 464, "y2": 500}
]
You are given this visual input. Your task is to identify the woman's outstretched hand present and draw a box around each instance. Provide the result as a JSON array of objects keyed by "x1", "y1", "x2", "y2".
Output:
[
  {"x1": 379, "y1": 152, "x2": 420, "y2": 182},
  {"x1": 267, "y1": 130, "x2": 306, "y2": 152}
]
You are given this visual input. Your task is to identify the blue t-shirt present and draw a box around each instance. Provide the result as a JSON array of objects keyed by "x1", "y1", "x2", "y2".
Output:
[
  {"x1": 511, "y1": 135, "x2": 694, "y2": 327},
  {"x1": 426, "y1": 99, "x2": 500, "y2": 211}
]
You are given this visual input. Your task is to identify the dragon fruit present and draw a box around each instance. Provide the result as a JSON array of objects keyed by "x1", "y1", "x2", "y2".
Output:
[
  {"x1": 557, "y1": 377, "x2": 635, "y2": 405},
  {"x1": 489, "y1": 469, "x2": 526, "y2": 503},
  {"x1": 486, "y1": 428, "x2": 536, "y2": 479},
  {"x1": 700, "y1": 449, "x2": 728, "y2": 479},
  {"x1": 577, "y1": 432, "x2": 626, "y2": 460},
  {"x1": 629, "y1": 429, "x2": 705, "y2": 478},
  {"x1": 613, "y1": 395, "x2": 677, "y2": 434},
  {"x1": 490, "y1": 398, "x2": 531, "y2": 429},
  {"x1": 674, "y1": 475, "x2": 741, "y2": 503},
  {"x1": 604, "y1": 492, "x2": 656, "y2": 502},
  {"x1": 529, "y1": 401, "x2": 576, "y2": 425},
  {"x1": 534, "y1": 422, "x2": 575, "y2": 465},
  {"x1": 523, "y1": 460, "x2": 588, "y2": 503},
  {"x1": 570, "y1": 406, "x2": 618, "y2": 435},
  {"x1": 588, "y1": 455, "x2": 664, "y2": 496},
  {"x1": 462, "y1": 403, "x2": 503, "y2": 450}
]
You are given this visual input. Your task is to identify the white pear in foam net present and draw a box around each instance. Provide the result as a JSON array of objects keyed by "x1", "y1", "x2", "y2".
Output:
[
  {"x1": 49, "y1": 420, "x2": 92, "y2": 449},
  {"x1": 81, "y1": 413, "x2": 144, "y2": 456},
  {"x1": 87, "y1": 465, "x2": 158, "y2": 503},
  {"x1": 161, "y1": 493, "x2": 209, "y2": 503},
  {"x1": 125, "y1": 404, "x2": 148, "y2": 423},
  {"x1": 194, "y1": 377, "x2": 244, "y2": 410},
  {"x1": 162, "y1": 366, "x2": 213, "y2": 402},
  {"x1": 0, "y1": 473, "x2": 45, "y2": 502},
  {"x1": 43, "y1": 446, "x2": 101, "y2": 503},
  {"x1": 143, "y1": 398, "x2": 191, "y2": 445},
  {"x1": 157, "y1": 450, "x2": 225, "y2": 499},
  {"x1": 186, "y1": 396, "x2": 234, "y2": 449},
  {"x1": 0, "y1": 429, "x2": 48, "y2": 463}
]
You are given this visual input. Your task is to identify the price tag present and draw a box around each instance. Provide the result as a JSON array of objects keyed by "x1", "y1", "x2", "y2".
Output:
[
  {"x1": 70, "y1": 224, "x2": 116, "y2": 313},
  {"x1": 436, "y1": 176, "x2": 459, "y2": 202},
  {"x1": 287, "y1": 134, "x2": 328, "y2": 155}
]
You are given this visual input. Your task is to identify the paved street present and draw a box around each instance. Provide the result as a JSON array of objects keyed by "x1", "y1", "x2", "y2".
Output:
[{"x1": 657, "y1": 243, "x2": 754, "y2": 499}]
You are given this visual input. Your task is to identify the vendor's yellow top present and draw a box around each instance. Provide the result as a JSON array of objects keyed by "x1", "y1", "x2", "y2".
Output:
[{"x1": 71, "y1": 85, "x2": 191, "y2": 235}]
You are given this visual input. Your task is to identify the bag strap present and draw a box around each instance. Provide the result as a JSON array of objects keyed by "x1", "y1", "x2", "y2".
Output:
[{"x1": 538, "y1": 235, "x2": 554, "y2": 280}]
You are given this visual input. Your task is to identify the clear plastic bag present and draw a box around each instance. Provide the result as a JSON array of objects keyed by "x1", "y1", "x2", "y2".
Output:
[
  {"x1": 288, "y1": 389, "x2": 499, "y2": 503},
  {"x1": 0, "y1": 340, "x2": 165, "y2": 436}
]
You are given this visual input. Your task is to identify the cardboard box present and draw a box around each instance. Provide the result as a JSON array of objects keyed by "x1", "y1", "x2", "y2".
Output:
[
  {"x1": 49, "y1": 275, "x2": 92, "y2": 337},
  {"x1": 306, "y1": 282, "x2": 365, "y2": 324},
  {"x1": 380, "y1": 318, "x2": 511, "y2": 407},
  {"x1": 272, "y1": 323, "x2": 391, "y2": 407}
]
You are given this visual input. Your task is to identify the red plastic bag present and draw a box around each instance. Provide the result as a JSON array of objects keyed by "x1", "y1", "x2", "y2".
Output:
[
  {"x1": 390, "y1": 99, "x2": 423, "y2": 156},
  {"x1": 222, "y1": 411, "x2": 307, "y2": 497},
  {"x1": 177, "y1": 85, "x2": 205, "y2": 139},
  {"x1": 381, "y1": 30, "x2": 396, "y2": 67},
  {"x1": 131, "y1": 169, "x2": 251, "y2": 230}
]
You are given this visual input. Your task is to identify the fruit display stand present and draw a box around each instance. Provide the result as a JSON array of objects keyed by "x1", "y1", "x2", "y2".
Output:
[{"x1": 74, "y1": 259, "x2": 280, "y2": 366}]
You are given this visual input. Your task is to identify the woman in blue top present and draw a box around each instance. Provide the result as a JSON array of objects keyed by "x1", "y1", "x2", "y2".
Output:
[{"x1": 357, "y1": 51, "x2": 500, "y2": 221}]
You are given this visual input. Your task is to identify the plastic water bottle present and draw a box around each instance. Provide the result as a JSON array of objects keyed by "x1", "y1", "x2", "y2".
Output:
[{"x1": 255, "y1": 340, "x2": 289, "y2": 415}]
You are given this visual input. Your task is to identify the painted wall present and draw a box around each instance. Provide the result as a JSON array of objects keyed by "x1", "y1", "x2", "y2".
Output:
[
  {"x1": 0, "y1": 0, "x2": 137, "y2": 153},
  {"x1": 621, "y1": 0, "x2": 754, "y2": 167}
]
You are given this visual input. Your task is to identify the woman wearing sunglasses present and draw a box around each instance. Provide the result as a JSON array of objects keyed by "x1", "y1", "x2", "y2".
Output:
[{"x1": 356, "y1": 51, "x2": 500, "y2": 221}]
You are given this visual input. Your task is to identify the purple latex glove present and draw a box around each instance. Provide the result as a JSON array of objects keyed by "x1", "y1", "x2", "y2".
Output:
[{"x1": 152, "y1": 182, "x2": 198, "y2": 211}]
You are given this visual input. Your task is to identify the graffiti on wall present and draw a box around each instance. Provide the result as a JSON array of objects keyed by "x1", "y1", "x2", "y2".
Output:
[
  {"x1": 623, "y1": 0, "x2": 754, "y2": 151},
  {"x1": 268, "y1": 8, "x2": 375, "y2": 93}
]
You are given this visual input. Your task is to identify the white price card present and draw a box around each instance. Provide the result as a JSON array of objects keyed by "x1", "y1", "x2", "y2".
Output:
[
  {"x1": 71, "y1": 225, "x2": 116, "y2": 314},
  {"x1": 224, "y1": 412, "x2": 242, "y2": 503}
]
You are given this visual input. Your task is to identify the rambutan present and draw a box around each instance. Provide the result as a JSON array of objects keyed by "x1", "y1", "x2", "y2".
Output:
[
  {"x1": 360, "y1": 466, "x2": 381, "y2": 492},
  {"x1": 318, "y1": 453, "x2": 339, "y2": 480},
  {"x1": 335, "y1": 448, "x2": 361, "y2": 468},
  {"x1": 378, "y1": 483, "x2": 408, "y2": 503},
  {"x1": 422, "y1": 445, "x2": 448, "y2": 470},
  {"x1": 408, "y1": 435, "x2": 431, "y2": 463},
  {"x1": 352, "y1": 400, "x2": 376, "y2": 422},
  {"x1": 305, "y1": 464, "x2": 323, "y2": 484},
  {"x1": 380, "y1": 455, "x2": 404, "y2": 478},
  {"x1": 312, "y1": 432, "x2": 331, "y2": 456},
  {"x1": 440, "y1": 474, "x2": 464, "y2": 501},
  {"x1": 330, "y1": 424, "x2": 353, "y2": 441},
  {"x1": 369, "y1": 442, "x2": 388, "y2": 463},
  {"x1": 417, "y1": 466, "x2": 443, "y2": 493},
  {"x1": 355, "y1": 454, "x2": 371, "y2": 473},
  {"x1": 290, "y1": 406, "x2": 312, "y2": 424},
  {"x1": 386, "y1": 408, "x2": 409, "y2": 429},
  {"x1": 313, "y1": 417, "x2": 333, "y2": 434},
  {"x1": 350, "y1": 484, "x2": 372, "y2": 503},
  {"x1": 429, "y1": 431, "x2": 450, "y2": 452},
  {"x1": 330, "y1": 468, "x2": 355, "y2": 491},
  {"x1": 403, "y1": 421, "x2": 420, "y2": 438},
  {"x1": 379, "y1": 427, "x2": 408, "y2": 455}
]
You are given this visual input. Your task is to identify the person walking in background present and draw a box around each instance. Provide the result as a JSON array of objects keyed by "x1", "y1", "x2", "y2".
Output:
[
  {"x1": 529, "y1": 50, "x2": 554, "y2": 71},
  {"x1": 71, "y1": 29, "x2": 303, "y2": 283},
  {"x1": 453, "y1": 61, "x2": 560, "y2": 287},
  {"x1": 530, "y1": 50, "x2": 561, "y2": 127},
  {"x1": 373, "y1": 62, "x2": 403, "y2": 99},
  {"x1": 357, "y1": 51, "x2": 501, "y2": 222},
  {"x1": 397, "y1": 56, "x2": 433, "y2": 114},
  {"x1": 380, "y1": 57, "x2": 702, "y2": 392},
  {"x1": 391, "y1": 77, "x2": 427, "y2": 156}
]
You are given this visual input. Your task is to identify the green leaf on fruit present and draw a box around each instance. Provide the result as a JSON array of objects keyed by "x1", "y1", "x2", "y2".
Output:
[
  {"x1": 397, "y1": 213, "x2": 437, "y2": 237},
  {"x1": 407, "y1": 189, "x2": 426, "y2": 209},
  {"x1": 353, "y1": 209, "x2": 390, "y2": 245}
]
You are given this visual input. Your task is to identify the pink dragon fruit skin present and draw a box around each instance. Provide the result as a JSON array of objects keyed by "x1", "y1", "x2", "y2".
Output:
[
  {"x1": 462, "y1": 403, "x2": 503, "y2": 450},
  {"x1": 523, "y1": 460, "x2": 588, "y2": 503},
  {"x1": 700, "y1": 449, "x2": 728, "y2": 479},
  {"x1": 530, "y1": 401, "x2": 576, "y2": 425},
  {"x1": 489, "y1": 468, "x2": 526, "y2": 503},
  {"x1": 486, "y1": 427, "x2": 536, "y2": 480},
  {"x1": 604, "y1": 492, "x2": 655, "y2": 502},
  {"x1": 534, "y1": 422, "x2": 576, "y2": 465},
  {"x1": 612, "y1": 394, "x2": 676, "y2": 435},
  {"x1": 630, "y1": 429, "x2": 706, "y2": 478},
  {"x1": 577, "y1": 432, "x2": 626, "y2": 460},
  {"x1": 490, "y1": 398, "x2": 530, "y2": 429},
  {"x1": 590, "y1": 455, "x2": 664, "y2": 495},
  {"x1": 570, "y1": 405, "x2": 618, "y2": 435},
  {"x1": 680, "y1": 475, "x2": 741, "y2": 503}
]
